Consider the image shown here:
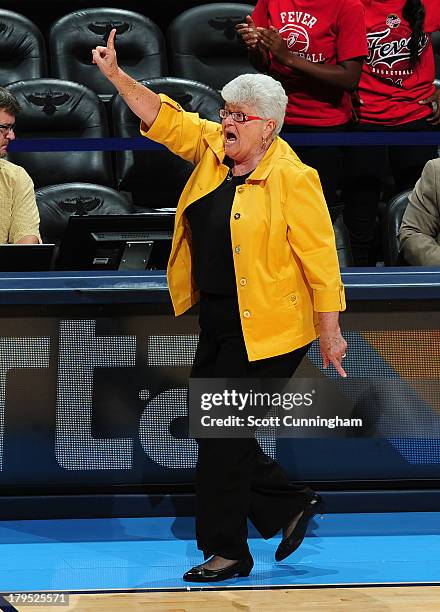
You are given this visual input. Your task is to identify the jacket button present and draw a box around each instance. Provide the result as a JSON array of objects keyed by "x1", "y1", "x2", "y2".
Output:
[
  {"x1": 234, "y1": 213, "x2": 241, "y2": 220},
  {"x1": 237, "y1": 186, "x2": 244, "y2": 193},
  {"x1": 290, "y1": 294, "x2": 297, "y2": 304},
  {"x1": 235, "y1": 245, "x2": 241, "y2": 253},
  {"x1": 243, "y1": 310, "x2": 251, "y2": 318},
  {"x1": 240, "y1": 278, "x2": 247, "y2": 286}
]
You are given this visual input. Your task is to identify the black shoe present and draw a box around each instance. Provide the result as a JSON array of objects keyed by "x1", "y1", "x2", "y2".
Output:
[
  {"x1": 183, "y1": 556, "x2": 254, "y2": 582},
  {"x1": 275, "y1": 494, "x2": 324, "y2": 562}
]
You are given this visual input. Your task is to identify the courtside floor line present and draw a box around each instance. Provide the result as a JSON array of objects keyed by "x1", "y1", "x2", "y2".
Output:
[{"x1": 2, "y1": 582, "x2": 440, "y2": 595}]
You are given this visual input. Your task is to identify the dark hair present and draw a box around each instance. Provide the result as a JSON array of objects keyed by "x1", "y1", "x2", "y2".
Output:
[
  {"x1": 403, "y1": 0, "x2": 426, "y2": 67},
  {"x1": 0, "y1": 87, "x2": 21, "y2": 115}
]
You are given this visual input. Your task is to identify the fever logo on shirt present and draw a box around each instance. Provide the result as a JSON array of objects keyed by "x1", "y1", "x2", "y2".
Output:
[
  {"x1": 279, "y1": 23, "x2": 309, "y2": 52},
  {"x1": 366, "y1": 23, "x2": 429, "y2": 86},
  {"x1": 386, "y1": 14, "x2": 401, "y2": 28}
]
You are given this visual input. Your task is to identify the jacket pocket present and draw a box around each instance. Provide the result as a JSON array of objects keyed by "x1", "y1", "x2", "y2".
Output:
[
  {"x1": 284, "y1": 291, "x2": 299, "y2": 309},
  {"x1": 279, "y1": 291, "x2": 301, "y2": 332}
]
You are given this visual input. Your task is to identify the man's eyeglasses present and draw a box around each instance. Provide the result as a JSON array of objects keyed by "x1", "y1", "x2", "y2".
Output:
[
  {"x1": 0, "y1": 123, "x2": 15, "y2": 135},
  {"x1": 219, "y1": 109, "x2": 265, "y2": 123}
]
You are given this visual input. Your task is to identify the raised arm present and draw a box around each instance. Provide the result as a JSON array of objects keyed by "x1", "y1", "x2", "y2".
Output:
[{"x1": 92, "y1": 28, "x2": 161, "y2": 128}]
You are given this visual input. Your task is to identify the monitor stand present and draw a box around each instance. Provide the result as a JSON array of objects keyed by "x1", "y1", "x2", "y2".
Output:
[{"x1": 119, "y1": 240, "x2": 154, "y2": 270}]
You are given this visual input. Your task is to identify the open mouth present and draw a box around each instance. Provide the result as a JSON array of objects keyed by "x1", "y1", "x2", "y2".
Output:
[{"x1": 225, "y1": 130, "x2": 237, "y2": 144}]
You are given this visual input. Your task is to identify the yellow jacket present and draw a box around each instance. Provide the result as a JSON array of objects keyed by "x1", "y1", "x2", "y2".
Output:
[{"x1": 142, "y1": 94, "x2": 346, "y2": 361}]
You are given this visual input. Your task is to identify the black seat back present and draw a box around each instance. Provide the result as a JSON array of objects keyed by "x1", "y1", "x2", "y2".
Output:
[
  {"x1": 382, "y1": 190, "x2": 410, "y2": 266},
  {"x1": 0, "y1": 9, "x2": 47, "y2": 84},
  {"x1": 112, "y1": 77, "x2": 222, "y2": 207},
  {"x1": 50, "y1": 8, "x2": 167, "y2": 99},
  {"x1": 333, "y1": 215, "x2": 354, "y2": 267},
  {"x1": 36, "y1": 182, "x2": 134, "y2": 244},
  {"x1": 6, "y1": 79, "x2": 113, "y2": 188},
  {"x1": 168, "y1": 4, "x2": 257, "y2": 90}
]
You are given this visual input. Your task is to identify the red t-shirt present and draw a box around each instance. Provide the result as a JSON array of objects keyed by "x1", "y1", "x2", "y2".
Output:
[
  {"x1": 358, "y1": 0, "x2": 440, "y2": 125},
  {"x1": 252, "y1": 0, "x2": 368, "y2": 126}
]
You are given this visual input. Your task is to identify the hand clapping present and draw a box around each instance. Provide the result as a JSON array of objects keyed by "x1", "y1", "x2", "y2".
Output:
[
  {"x1": 235, "y1": 15, "x2": 259, "y2": 49},
  {"x1": 257, "y1": 26, "x2": 290, "y2": 63},
  {"x1": 236, "y1": 18, "x2": 291, "y2": 65}
]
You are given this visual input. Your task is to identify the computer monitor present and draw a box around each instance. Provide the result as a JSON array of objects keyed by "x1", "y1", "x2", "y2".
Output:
[
  {"x1": 0, "y1": 244, "x2": 55, "y2": 272},
  {"x1": 55, "y1": 213, "x2": 175, "y2": 271}
]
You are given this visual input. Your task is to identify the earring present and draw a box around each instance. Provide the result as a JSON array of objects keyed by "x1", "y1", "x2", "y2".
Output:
[{"x1": 261, "y1": 137, "x2": 267, "y2": 149}]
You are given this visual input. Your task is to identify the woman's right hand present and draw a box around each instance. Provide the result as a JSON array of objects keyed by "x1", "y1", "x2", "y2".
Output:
[
  {"x1": 236, "y1": 15, "x2": 259, "y2": 49},
  {"x1": 92, "y1": 28, "x2": 119, "y2": 80}
]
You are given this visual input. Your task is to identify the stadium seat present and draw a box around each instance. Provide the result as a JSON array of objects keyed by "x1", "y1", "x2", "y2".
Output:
[
  {"x1": 50, "y1": 8, "x2": 167, "y2": 100},
  {"x1": 382, "y1": 189, "x2": 411, "y2": 266},
  {"x1": 0, "y1": 9, "x2": 47, "y2": 84},
  {"x1": 167, "y1": 3, "x2": 256, "y2": 90},
  {"x1": 36, "y1": 182, "x2": 135, "y2": 244},
  {"x1": 333, "y1": 215, "x2": 354, "y2": 267},
  {"x1": 112, "y1": 77, "x2": 222, "y2": 207},
  {"x1": 6, "y1": 78, "x2": 114, "y2": 188}
]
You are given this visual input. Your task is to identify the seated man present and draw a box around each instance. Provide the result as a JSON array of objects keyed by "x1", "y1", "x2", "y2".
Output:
[
  {"x1": 399, "y1": 158, "x2": 440, "y2": 266},
  {"x1": 0, "y1": 87, "x2": 40, "y2": 244}
]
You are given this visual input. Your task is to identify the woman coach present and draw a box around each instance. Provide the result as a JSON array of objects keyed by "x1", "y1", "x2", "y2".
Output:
[{"x1": 93, "y1": 29, "x2": 348, "y2": 583}]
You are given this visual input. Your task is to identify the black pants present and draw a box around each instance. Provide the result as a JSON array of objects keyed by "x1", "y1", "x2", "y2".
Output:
[
  {"x1": 283, "y1": 123, "x2": 348, "y2": 213},
  {"x1": 343, "y1": 119, "x2": 438, "y2": 266},
  {"x1": 191, "y1": 292, "x2": 313, "y2": 560}
]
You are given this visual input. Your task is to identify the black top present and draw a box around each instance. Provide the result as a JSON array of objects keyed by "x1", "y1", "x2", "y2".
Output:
[{"x1": 185, "y1": 166, "x2": 251, "y2": 295}]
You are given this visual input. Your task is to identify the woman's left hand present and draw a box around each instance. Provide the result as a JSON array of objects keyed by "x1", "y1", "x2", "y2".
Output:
[
  {"x1": 257, "y1": 26, "x2": 291, "y2": 64},
  {"x1": 318, "y1": 314, "x2": 348, "y2": 378},
  {"x1": 419, "y1": 88, "x2": 440, "y2": 125}
]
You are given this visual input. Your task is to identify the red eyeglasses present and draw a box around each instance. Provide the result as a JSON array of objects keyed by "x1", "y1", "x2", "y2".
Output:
[{"x1": 219, "y1": 109, "x2": 265, "y2": 123}]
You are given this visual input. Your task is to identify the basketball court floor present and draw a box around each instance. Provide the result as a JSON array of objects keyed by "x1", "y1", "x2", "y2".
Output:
[{"x1": 0, "y1": 511, "x2": 439, "y2": 611}]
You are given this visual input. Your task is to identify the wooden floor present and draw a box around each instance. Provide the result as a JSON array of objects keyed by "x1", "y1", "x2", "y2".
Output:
[{"x1": 14, "y1": 586, "x2": 440, "y2": 611}]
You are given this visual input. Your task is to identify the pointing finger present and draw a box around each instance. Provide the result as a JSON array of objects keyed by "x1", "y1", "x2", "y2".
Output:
[
  {"x1": 107, "y1": 28, "x2": 116, "y2": 49},
  {"x1": 331, "y1": 356, "x2": 347, "y2": 378}
]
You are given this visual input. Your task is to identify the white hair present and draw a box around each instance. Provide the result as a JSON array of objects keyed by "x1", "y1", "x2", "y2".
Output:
[{"x1": 221, "y1": 73, "x2": 287, "y2": 136}]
